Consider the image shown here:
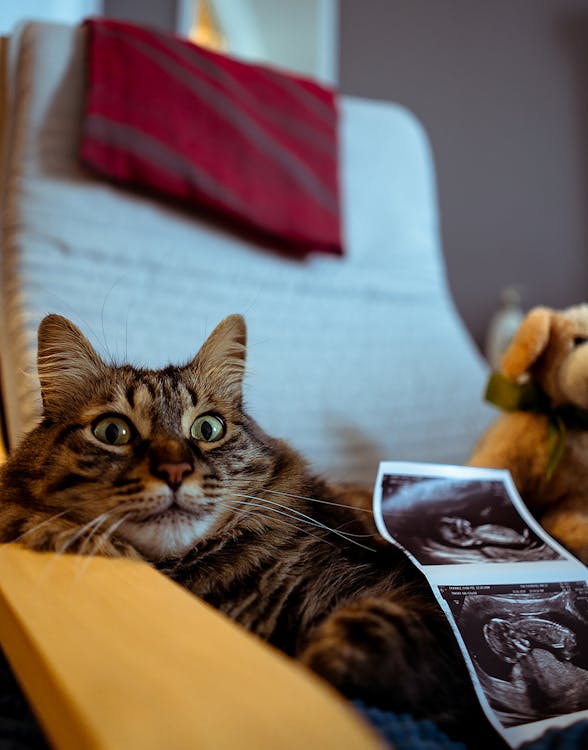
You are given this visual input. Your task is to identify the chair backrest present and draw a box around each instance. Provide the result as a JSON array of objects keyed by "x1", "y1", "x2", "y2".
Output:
[{"x1": 0, "y1": 22, "x2": 493, "y2": 485}]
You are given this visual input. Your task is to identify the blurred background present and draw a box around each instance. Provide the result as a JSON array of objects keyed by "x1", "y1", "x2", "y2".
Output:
[{"x1": 2, "y1": 0, "x2": 586, "y2": 352}]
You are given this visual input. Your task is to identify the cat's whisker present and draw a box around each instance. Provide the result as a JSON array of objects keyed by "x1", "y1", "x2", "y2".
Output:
[
  {"x1": 78, "y1": 508, "x2": 120, "y2": 557},
  {"x1": 99, "y1": 276, "x2": 126, "y2": 361},
  {"x1": 262, "y1": 487, "x2": 374, "y2": 514},
  {"x1": 28, "y1": 509, "x2": 117, "y2": 585},
  {"x1": 221, "y1": 495, "x2": 326, "y2": 531},
  {"x1": 228, "y1": 493, "x2": 376, "y2": 552},
  {"x1": 13, "y1": 510, "x2": 70, "y2": 544},
  {"x1": 226, "y1": 493, "x2": 338, "y2": 534},
  {"x1": 216, "y1": 499, "x2": 339, "y2": 549},
  {"x1": 76, "y1": 513, "x2": 131, "y2": 577},
  {"x1": 56, "y1": 510, "x2": 114, "y2": 557},
  {"x1": 230, "y1": 491, "x2": 375, "y2": 538},
  {"x1": 103, "y1": 513, "x2": 131, "y2": 542}
]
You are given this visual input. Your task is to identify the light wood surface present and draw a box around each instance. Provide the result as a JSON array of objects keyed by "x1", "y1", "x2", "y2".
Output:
[{"x1": 0, "y1": 545, "x2": 381, "y2": 750}]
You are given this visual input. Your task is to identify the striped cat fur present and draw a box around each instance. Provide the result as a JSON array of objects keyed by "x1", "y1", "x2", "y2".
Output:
[{"x1": 0, "y1": 314, "x2": 494, "y2": 745}]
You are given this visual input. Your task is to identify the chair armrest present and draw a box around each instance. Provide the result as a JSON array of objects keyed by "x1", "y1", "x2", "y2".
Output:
[{"x1": 0, "y1": 545, "x2": 379, "y2": 749}]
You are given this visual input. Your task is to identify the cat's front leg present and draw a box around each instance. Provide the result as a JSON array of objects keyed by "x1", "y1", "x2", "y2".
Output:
[
  {"x1": 0, "y1": 506, "x2": 142, "y2": 560},
  {"x1": 299, "y1": 595, "x2": 480, "y2": 735}
]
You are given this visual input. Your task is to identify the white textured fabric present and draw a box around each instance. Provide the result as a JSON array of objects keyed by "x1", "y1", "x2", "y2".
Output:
[{"x1": 0, "y1": 22, "x2": 493, "y2": 485}]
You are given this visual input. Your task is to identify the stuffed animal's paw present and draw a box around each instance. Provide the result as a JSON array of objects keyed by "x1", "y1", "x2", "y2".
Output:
[{"x1": 541, "y1": 505, "x2": 588, "y2": 564}]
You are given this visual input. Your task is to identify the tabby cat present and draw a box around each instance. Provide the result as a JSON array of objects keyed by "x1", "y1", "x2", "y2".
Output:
[{"x1": 0, "y1": 314, "x2": 495, "y2": 746}]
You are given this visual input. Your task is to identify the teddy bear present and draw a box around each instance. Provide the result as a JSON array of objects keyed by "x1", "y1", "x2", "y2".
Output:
[{"x1": 469, "y1": 304, "x2": 588, "y2": 564}]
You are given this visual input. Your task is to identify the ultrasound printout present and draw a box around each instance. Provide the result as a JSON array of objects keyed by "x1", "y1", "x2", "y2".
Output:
[{"x1": 372, "y1": 462, "x2": 588, "y2": 749}]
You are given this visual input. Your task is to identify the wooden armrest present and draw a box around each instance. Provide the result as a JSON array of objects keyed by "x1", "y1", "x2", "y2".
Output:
[{"x1": 0, "y1": 545, "x2": 379, "y2": 749}]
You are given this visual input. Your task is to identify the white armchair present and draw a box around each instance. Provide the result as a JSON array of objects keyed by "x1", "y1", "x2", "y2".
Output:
[{"x1": 0, "y1": 20, "x2": 494, "y2": 749}]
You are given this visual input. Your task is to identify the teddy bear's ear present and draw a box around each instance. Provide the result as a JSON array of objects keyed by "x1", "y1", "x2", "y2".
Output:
[{"x1": 501, "y1": 306, "x2": 553, "y2": 380}]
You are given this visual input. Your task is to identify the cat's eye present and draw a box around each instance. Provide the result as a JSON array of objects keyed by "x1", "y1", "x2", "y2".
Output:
[
  {"x1": 190, "y1": 414, "x2": 225, "y2": 443},
  {"x1": 92, "y1": 415, "x2": 133, "y2": 446},
  {"x1": 573, "y1": 336, "x2": 588, "y2": 347}
]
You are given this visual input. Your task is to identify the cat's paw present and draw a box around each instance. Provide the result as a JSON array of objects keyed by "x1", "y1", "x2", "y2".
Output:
[{"x1": 300, "y1": 596, "x2": 446, "y2": 712}]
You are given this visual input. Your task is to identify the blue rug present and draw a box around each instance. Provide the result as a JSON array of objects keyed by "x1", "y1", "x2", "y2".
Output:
[{"x1": 355, "y1": 701, "x2": 588, "y2": 750}]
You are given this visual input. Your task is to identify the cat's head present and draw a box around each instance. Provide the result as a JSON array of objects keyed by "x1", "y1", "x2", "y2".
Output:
[{"x1": 24, "y1": 313, "x2": 282, "y2": 560}]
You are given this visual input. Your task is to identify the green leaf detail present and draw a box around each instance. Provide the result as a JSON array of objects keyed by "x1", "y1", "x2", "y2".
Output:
[
  {"x1": 485, "y1": 372, "x2": 549, "y2": 413},
  {"x1": 546, "y1": 416, "x2": 566, "y2": 482}
]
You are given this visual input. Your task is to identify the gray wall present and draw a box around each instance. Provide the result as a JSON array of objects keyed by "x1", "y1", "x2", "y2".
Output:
[
  {"x1": 339, "y1": 0, "x2": 588, "y2": 346},
  {"x1": 103, "y1": 0, "x2": 176, "y2": 32}
]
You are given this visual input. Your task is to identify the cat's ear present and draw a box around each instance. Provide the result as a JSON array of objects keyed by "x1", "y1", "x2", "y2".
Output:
[
  {"x1": 189, "y1": 315, "x2": 247, "y2": 400},
  {"x1": 37, "y1": 315, "x2": 105, "y2": 415}
]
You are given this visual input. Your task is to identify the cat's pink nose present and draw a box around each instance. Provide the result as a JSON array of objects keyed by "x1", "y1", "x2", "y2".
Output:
[{"x1": 156, "y1": 462, "x2": 193, "y2": 490}]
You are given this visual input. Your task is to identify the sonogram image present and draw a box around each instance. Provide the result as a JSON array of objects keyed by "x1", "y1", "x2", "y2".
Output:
[
  {"x1": 380, "y1": 475, "x2": 561, "y2": 565},
  {"x1": 439, "y1": 581, "x2": 588, "y2": 728}
]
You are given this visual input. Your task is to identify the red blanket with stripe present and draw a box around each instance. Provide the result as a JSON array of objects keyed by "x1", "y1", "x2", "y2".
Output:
[{"x1": 81, "y1": 19, "x2": 342, "y2": 257}]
